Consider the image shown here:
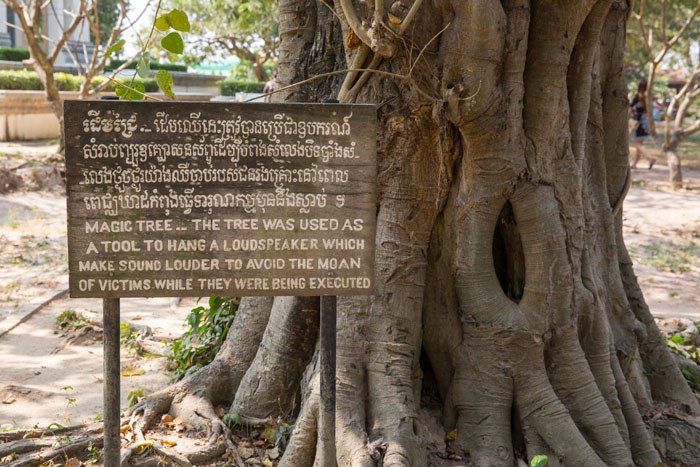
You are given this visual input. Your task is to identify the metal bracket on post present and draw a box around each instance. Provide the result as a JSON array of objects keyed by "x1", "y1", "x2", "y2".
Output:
[
  {"x1": 103, "y1": 298, "x2": 121, "y2": 467},
  {"x1": 318, "y1": 295, "x2": 337, "y2": 467}
]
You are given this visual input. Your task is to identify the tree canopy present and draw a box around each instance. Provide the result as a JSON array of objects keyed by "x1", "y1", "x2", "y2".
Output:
[{"x1": 162, "y1": 0, "x2": 278, "y2": 81}]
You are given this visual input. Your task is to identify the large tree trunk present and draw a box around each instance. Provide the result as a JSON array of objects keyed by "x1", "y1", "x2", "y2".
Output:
[{"x1": 131, "y1": 0, "x2": 700, "y2": 465}]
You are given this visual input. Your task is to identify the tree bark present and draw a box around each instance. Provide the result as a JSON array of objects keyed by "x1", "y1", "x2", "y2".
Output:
[
  {"x1": 130, "y1": 0, "x2": 699, "y2": 465},
  {"x1": 666, "y1": 149, "x2": 683, "y2": 190}
]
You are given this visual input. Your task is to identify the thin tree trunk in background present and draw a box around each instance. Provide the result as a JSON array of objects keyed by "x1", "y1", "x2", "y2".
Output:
[{"x1": 666, "y1": 149, "x2": 683, "y2": 189}]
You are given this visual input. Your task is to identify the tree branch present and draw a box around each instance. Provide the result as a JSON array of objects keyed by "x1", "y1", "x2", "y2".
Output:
[
  {"x1": 653, "y1": 2, "x2": 700, "y2": 64},
  {"x1": 48, "y1": 0, "x2": 88, "y2": 64},
  {"x1": 633, "y1": 0, "x2": 653, "y2": 59}
]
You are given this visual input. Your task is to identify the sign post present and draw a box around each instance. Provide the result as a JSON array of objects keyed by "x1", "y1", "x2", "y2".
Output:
[
  {"x1": 102, "y1": 298, "x2": 121, "y2": 467},
  {"x1": 318, "y1": 295, "x2": 337, "y2": 466},
  {"x1": 64, "y1": 100, "x2": 376, "y2": 466}
]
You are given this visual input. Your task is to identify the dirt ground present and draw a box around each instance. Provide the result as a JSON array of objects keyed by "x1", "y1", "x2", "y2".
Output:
[{"x1": 0, "y1": 140, "x2": 698, "y2": 452}]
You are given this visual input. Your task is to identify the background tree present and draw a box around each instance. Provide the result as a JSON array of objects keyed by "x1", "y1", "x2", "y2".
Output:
[
  {"x1": 2, "y1": 0, "x2": 190, "y2": 145},
  {"x1": 628, "y1": 0, "x2": 700, "y2": 188},
  {"x1": 662, "y1": 62, "x2": 700, "y2": 189},
  {"x1": 127, "y1": 0, "x2": 700, "y2": 465},
  {"x1": 162, "y1": 0, "x2": 278, "y2": 81},
  {"x1": 2, "y1": 0, "x2": 133, "y2": 122},
  {"x1": 90, "y1": 0, "x2": 120, "y2": 44}
]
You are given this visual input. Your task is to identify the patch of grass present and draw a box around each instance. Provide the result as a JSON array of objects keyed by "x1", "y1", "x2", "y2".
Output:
[
  {"x1": 642, "y1": 241, "x2": 698, "y2": 274},
  {"x1": 5, "y1": 208, "x2": 20, "y2": 229}
]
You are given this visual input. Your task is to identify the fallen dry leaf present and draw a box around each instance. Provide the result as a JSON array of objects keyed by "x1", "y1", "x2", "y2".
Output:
[
  {"x1": 121, "y1": 364, "x2": 145, "y2": 377},
  {"x1": 238, "y1": 446, "x2": 255, "y2": 459},
  {"x1": 387, "y1": 12, "x2": 402, "y2": 25},
  {"x1": 65, "y1": 457, "x2": 82, "y2": 467},
  {"x1": 266, "y1": 447, "x2": 280, "y2": 460},
  {"x1": 161, "y1": 413, "x2": 174, "y2": 424},
  {"x1": 162, "y1": 439, "x2": 177, "y2": 447},
  {"x1": 134, "y1": 440, "x2": 154, "y2": 455},
  {"x1": 2, "y1": 395, "x2": 16, "y2": 404}
]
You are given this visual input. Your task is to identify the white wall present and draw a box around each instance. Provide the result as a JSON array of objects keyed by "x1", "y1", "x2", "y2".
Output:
[{"x1": 0, "y1": 6, "x2": 9, "y2": 46}]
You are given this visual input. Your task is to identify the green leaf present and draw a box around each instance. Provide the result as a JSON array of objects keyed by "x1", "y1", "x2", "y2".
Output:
[
  {"x1": 155, "y1": 9, "x2": 190, "y2": 33},
  {"x1": 154, "y1": 15, "x2": 170, "y2": 32},
  {"x1": 671, "y1": 335, "x2": 686, "y2": 345},
  {"x1": 104, "y1": 39, "x2": 125, "y2": 58},
  {"x1": 136, "y1": 53, "x2": 151, "y2": 79},
  {"x1": 531, "y1": 455, "x2": 548, "y2": 467},
  {"x1": 45, "y1": 422, "x2": 66, "y2": 431},
  {"x1": 166, "y1": 9, "x2": 190, "y2": 32},
  {"x1": 115, "y1": 80, "x2": 146, "y2": 101},
  {"x1": 161, "y1": 32, "x2": 184, "y2": 54},
  {"x1": 223, "y1": 413, "x2": 242, "y2": 428},
  {"x1": 155, "y1": 69, "x2": 175, "y2": 98}
]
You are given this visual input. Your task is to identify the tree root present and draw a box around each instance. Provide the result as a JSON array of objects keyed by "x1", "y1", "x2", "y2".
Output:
[
  {"x1": 3, "y1": 435, "x2": 102, "y2": 467},
  {"x1": 121, "y1": 440, "x2": 192, "y2": 466},
  {"x1": 0, "y1": 424, "x2": 87, "y2": 443},
  {"x1": 0, "y1": 419, "x2": 229, "y2": 467}
]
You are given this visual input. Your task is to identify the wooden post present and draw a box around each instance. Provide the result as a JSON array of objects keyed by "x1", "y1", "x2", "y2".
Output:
[
  {"x1": 103, "y1": 298, "x2": 121, "y2": 467},
  {"x1": 318, "y1": 295, "x2": 337, "y2": 467}
]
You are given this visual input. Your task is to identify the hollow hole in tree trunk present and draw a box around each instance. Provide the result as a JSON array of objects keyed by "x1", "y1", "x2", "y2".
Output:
[
  {"x1": 492, "y1": 201, "x2": 525, "y2": 303},
  {"x1": 511, "y1": 404, "x2": 527, "y2": 462},
  {"x1": 419, "y1": 350, "x2": 442, "y2": 412}
]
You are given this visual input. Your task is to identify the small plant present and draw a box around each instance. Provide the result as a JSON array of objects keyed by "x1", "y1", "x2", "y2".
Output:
[
  {"x1": 55, "y1": 310, "x2": 89, "y2": 331},
  {"x1": 127, "y1": 388, "x2": 146, "y2": 408},
  {"x1": 665, "y1": 331, "x2": 700, "y2": 391},
  {"x1": 531, "y1": 455, "x2": 548, "y2": 467},
  {"x1": 681, "y1": 367, "x2": 700, "y2": 392},
  {"x1": 120, "y1": 322, "x2": 141, "y2": 353},
  {"x1": 86, "y1": 441, "x2": 102, "y2": 463},
  {"x1": 223, "y1": 412, "x2": 242, "y2": 429},
  {"x1": 169, "y1": 297, "x2": 239, "y2": 380}
]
